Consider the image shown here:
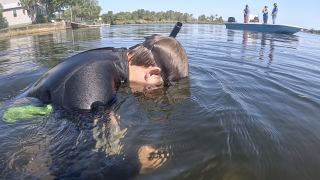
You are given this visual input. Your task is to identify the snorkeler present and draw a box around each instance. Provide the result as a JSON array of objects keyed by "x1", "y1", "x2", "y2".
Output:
[
  {"x1": 2, "y1": 23, "x2": 190, "y2": 179},
  {"x1": 24, "y1": 23, "x2": 188, "y2": 110}
]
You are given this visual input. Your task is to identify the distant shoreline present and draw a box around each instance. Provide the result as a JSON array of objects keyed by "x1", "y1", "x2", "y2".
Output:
[
  {"x1": 302, "y1": 29, "x2": 320, "y2": 35},
  {"x1": 108, "y1": 21, "x2": 225, "y2": 25},
  {"x1": 4, "y1": 22, "x2": 317, "y2": 41},
  {"x1": 0, "y1": 22, "x2": 225, "y2": 40}
]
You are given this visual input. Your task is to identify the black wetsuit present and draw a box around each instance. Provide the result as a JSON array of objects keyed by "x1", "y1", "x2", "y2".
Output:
[
  {"x1": 27, "y1": 47, "x2": 129, "y2": 110},
  {"x1": 26, "y1": 48, "x2": 141, "y2": 179}
]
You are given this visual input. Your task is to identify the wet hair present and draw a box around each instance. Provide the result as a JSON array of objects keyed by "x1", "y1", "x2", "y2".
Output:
[{"x1": 128, "y1": 35, "x2": 189, "y2": 84}]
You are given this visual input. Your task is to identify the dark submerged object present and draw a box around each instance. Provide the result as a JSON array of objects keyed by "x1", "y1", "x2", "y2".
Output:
[{"x1": 169, "y1": 22, "x2": 182, "y2": 38}]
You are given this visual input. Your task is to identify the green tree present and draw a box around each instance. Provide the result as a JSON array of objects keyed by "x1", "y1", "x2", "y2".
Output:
[
  {"x1": 183, "y1": 13, "x2": 189, "y2": 22},
  {"x1": 198, "y1": 14, "x2": 206, "y2": 21},
  {"x1": 166, "y1": 10, "x2": 175, "y2": 20},
  {"x1": 0, "y1": 3, "x2": 3, "y2": 29},
  {"x1": 190, "y1": 14, "x2": 195, "y2": 21},
  {"x1": 174, "y1": 11, "x2": 183, "y2": 21},
  {"x1": 101, "y1": 11, "x2": 114, "y2": 24},
  {"x1": 145, "y1": 10, "x2": 151, "y2": 20},
  {"x1": 18, "y1": 0, "x2": 84, "y2": 21},
  {"x1": 156, "y1": 11, "x2": 164, "y2": 21},
  {"x1": 137, "y1": 9, "x2": 145, "y2": 19},
  {"x1": 61, "y1": 0, "x2": 101, "y2": 22},
  {"x1": 113, "y1": 11, "x2": 132, "y2": 24},
  {"x1": 100, "y1": 9, "x2": 225, "y2": 25},
  {"x1": 131, "y1": 11, "x2": 138, "y2": 21},
  {"x1": 41, "y1": 0, "x2": 66, "y2": 19},
  {"x1": 310, "y1": 28, "x2": 315, "y2": 34},
  {"x1": 35, "y1": 14, "x2": 47, "y2": 23},
  {"x1": 208, "y1": 14, "x2": 214, "y2": 21},
  {"x1": 218, "y1": 16, "x2": 224, "y2": 24},
  {"x1": 19, "y1": 0, "x2": 37, "y2": 20},
  {"x1": 78, "y1": 0, "x2": 101, "y2": 21}
]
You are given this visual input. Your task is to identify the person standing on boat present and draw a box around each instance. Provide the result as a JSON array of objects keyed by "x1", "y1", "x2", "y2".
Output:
[
  {"x1": 262, "y1": 6, "x2": 268, "y2": 24},
  {"x1": 243, "y1": 5, "x2": 250, "y2": 23},
  {"x1": 271, "y1": 3, "x2": 278, "y2": 24}
]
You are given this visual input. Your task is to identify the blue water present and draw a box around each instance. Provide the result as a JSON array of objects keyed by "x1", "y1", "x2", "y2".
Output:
[{"x1": 0, "y1": 24, "x2": 320, "y2": 180}]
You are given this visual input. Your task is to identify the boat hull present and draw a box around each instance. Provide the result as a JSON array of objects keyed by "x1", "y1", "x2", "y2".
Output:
[{"x1": 225, "y1": 23, "x2": 303, "y2": 34}]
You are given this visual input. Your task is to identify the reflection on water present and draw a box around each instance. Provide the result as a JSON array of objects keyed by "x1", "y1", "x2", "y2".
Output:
[
  {"x1": 227, "y1": 29, "x2": 301, "y2": 69},
  {"x1": 1, "y1": 24, "x2": 320, "y2": 180},
  {"x1": 131, "y1": 77, "x2": 191, "y2": 121},
  {"x1": 258, "y1": 32, "x2": 275, "y2": 67}
]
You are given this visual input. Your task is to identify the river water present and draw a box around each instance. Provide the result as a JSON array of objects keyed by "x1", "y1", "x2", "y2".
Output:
[{"x1": 0, "y1": 24, "x2": 320, "y2": 180}]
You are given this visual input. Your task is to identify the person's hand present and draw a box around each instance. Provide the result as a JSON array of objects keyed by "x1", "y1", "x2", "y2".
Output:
[
  {"x1": 138, "y1": 146, "x2": 169, "y2": 174},
  {"x1": 92, "y1": 111, "x2": 127, "y2": 155}
]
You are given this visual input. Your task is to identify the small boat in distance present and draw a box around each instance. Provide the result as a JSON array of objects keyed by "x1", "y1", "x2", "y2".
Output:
[{"x1": 225, "y1": 17, "x2": 303, "y2": 34}]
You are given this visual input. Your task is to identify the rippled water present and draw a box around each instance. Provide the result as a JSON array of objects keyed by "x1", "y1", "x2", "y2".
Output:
[{"x1": 1, "y1": 24, "x2": 320, "y2": 180}]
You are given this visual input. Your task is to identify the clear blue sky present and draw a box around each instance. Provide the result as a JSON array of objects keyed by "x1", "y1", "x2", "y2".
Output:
[{"x1": 99, "y1": 0, "x2": 320, "y2": 30}]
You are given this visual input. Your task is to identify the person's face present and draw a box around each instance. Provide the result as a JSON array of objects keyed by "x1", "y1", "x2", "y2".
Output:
[
  {"x1": 128, "y1": 64, "x2": 164, "y2": 92},
  {"x1": 246, "y1": 7, "x2": 249, "y2": 10}
]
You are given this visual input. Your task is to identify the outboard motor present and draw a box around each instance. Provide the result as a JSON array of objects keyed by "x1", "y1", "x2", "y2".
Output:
[
  {"x1": 254, "y1": 17, "x2": 259, "y2": 23},
  {"x1": 228, "y1": 17, "x2": 236, "y2": 22}
]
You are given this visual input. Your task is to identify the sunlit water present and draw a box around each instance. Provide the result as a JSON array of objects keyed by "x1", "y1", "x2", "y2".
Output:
[{"x1": 1, "y1": 24, "x2": 320, "y2": 180}]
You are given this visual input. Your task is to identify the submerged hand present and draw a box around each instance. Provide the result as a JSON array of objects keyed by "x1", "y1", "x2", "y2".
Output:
[{"x1": 138, "y1": 146, "x2": 169, "y2": 174}]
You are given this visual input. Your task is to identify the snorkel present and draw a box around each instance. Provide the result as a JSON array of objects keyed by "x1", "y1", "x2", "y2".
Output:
[{"x1": 169, "y1": 22, "x2": 182, "y2": 38}]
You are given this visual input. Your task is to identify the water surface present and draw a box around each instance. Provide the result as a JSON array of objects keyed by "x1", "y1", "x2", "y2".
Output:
[{"x1": 1, "y1": 24, "x2": 320, "y2": 180}]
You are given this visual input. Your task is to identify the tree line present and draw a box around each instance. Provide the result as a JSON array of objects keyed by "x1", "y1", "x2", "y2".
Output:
[
  {"x1": 0, "y1": 3, "x2": 4, "y2": 29},
  {"x1": 58, "y1": 0, "x2": 101, "y2": 22},
  {"x1": 303, "y1": 28, "x2": 320, "y2": 35},
  {"x1": 18, "y1": 0, "x2": 101, "y2": 22},
  {"x1": 100, "y1": 9, "x2": 225, "y2": 25},
  {"x1": 1, "y1": 1, "x2": 223, "y2": 28}
]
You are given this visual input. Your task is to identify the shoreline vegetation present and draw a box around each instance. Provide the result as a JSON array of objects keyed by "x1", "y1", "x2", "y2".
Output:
[
  {"x1": 1, "y1": 0, "x2": 319, "y2": 35},
  {"x1": 0, "y1": 4, "x2": 3, "y2": 29},
  {"x1": 111, "y1": 20, "x2": 224, "y2": 25},
  {"x1": 303, "y1": 28, "x2": 320, "y2": 35},
  {"x1": 97, "y1": 9, "x2": 225, "y2": 25},
  {"x1": 1, "y1": 22, "x2": 54, "y2": 30}
]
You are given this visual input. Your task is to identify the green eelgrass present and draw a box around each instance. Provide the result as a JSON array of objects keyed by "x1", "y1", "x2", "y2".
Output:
[{"x1": 3, "y1": 105, "x2": 52, "y2": 123}]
